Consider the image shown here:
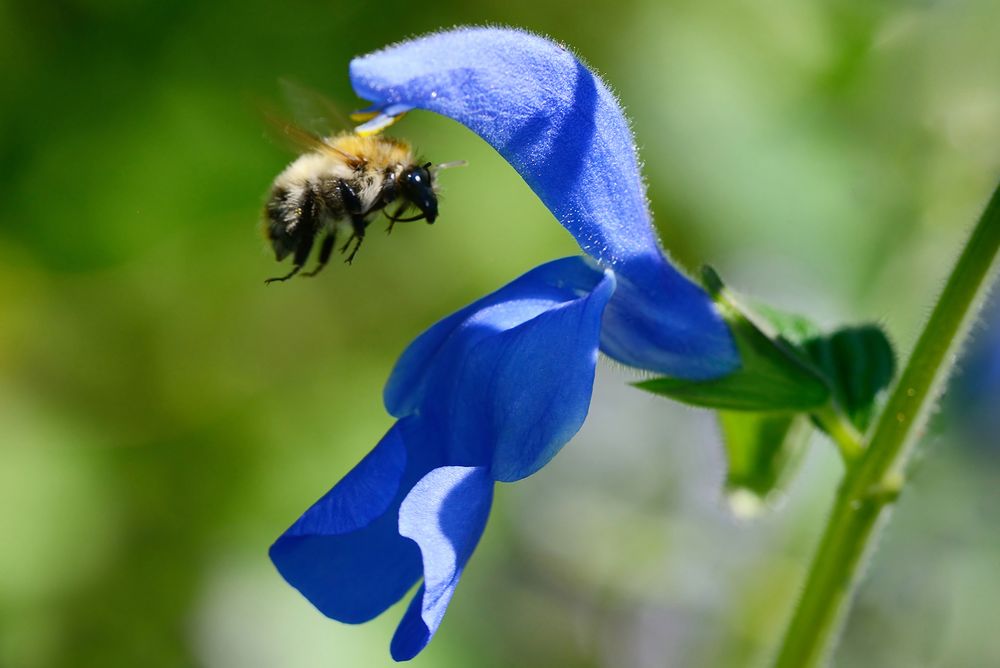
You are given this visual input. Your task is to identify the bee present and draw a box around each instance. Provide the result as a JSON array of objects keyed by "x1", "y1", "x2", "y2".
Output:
[{"x1": 263, "y1": 117, "x2": 462, "y2": 284}]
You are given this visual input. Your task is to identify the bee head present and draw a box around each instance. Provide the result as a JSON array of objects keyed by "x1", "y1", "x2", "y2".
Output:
[{"x1": 399, "y1": 162, "x2": 438, "y2": 223}]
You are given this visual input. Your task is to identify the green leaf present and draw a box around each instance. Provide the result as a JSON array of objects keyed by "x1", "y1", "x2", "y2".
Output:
[
  {"x1": 637, "y1": 368, "x2": 827, "y2": 411},
  {"x1": 719, "y1": 411, "x2": 811, "y2": 517},
  {"x1": 636, "y1": 268, "x2": 831, "y2": 411},
  {"x1": 803, "y1": 325, "x2": 896, "y2": 431},
  {"x1": 750, "y1": 302, "x2": 822, "y2": 345}
]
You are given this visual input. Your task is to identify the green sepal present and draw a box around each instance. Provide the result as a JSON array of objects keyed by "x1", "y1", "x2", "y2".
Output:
[
  {"x1": 635, "y1": 268, "x2": 831, "y2": 411},
  {"x1": 719, "y1": 411, "x2": 811, "y2": 517},
  {"x1": 803, "y1": 325, "x2": 896, "y2": 431}
]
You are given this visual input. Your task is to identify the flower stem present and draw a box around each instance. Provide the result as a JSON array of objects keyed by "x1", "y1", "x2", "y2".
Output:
[
  {"x1": 773, "y1": 178, "x2": 1000, "y2": 668},
  {"x1": 813, "y1": 403, "x2": 864, "y2": 465}
]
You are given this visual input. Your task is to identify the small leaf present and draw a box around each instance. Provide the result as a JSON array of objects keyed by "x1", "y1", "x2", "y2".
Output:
[
  {"x1": 636, "y1": 268, "x2": 830, "y2": 411},
  {"x1": 751, "y1": 302, "x2": 822, "y2": 345},
  {"x1": 719, "y1": 411, "x2": 811, "y2": 517},
  {"x1": 803, "y1": 325, "x2": 896, "y2": 430},
  {"x1": 637, "y1": 369, "x2": 826, "y2": 411}
]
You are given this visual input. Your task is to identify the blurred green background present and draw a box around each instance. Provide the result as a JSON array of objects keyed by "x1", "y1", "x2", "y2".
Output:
[{"x1": 1, "y1": 1, "x2": 998, "y2": 666}]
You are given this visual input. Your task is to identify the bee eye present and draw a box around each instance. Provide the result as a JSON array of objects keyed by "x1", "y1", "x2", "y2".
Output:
[{"x1": 405, "y1": 167, "x2": 429, "y2": 184}]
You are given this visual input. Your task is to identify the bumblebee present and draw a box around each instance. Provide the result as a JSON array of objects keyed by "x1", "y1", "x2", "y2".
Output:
[{"x1": 263, "y1": 124, "x2": 455, "y2": 283}]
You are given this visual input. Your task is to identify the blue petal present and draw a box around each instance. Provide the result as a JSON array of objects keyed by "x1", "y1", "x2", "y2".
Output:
[
  {"x1": 452, "y1": 270, "x2": 615, "y2": 481},
  {"x1": 384, "y1": 256, "x2": 609, "y2": 417},
  {"x1": 601, "y1": 255, "x2": 741, "y2": 379},
  {"x1": 269, "y1": 418, "x2": 442, "y2": 623},
  {"x1": 952, "y1": 301, "x2": 1000, "y2": 441},
  {"x1": 351, "y1": 27, "x2": 739, "y2": 379},
  {"x1": 384, "y1": 256, "x2": 614, "y2": 480},
  {"x1": 389, "y1": 584, "x2": 427, "y2": 661},
  {"x1": 390, "y1": 466, "x2": 494, "y2": 661},
  {"x1": 351, "y1": 28, "x2": 656, "y2": 267}
]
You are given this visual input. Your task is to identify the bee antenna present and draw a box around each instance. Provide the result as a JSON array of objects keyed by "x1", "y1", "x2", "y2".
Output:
[{"x1": 431, "y1": 160, "x2": 469, "y2": 174}]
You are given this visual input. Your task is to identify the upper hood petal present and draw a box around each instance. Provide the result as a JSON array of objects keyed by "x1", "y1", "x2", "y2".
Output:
[{"x1": 351, "y1": 27, "x2": 656, "y2": 267}]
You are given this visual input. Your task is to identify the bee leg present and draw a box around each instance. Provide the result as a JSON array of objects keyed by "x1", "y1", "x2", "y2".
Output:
[
  {"x1": 339, "y1": 234, "x2": 355, "y2": 254},
  {"x1": 265, "y1": 267, "x2": 299, "y2": 284},
  {"x1": 343, "y1": 217, "x2": 367, "y2": 265},
  {"x1": 344, "y1": 237, "x2": 364, "y2": 264},
  {"x1": 266, "y1": 219, "x2": 316, "y2": 284},
  {"x1": 385, "y1": 204, "x2": 408, "y2": 235},
  {"x1": 265, "y1": 235, "x2": 314, "y2": 283},
  {"x1": 338, "y1": 180, "x2": 363, "y2": 212},
  {"x1": 302, "y1": 232, "x2": 337, "y2": 278},
  {"x1": 385, "y1": 206, "x2": 427, "y2": 235},
  {"x1": 331, "y1": 180, "x2": 368, "y2": 264},
  {"x1": 265, "y1": 261, "x2": 304, "y2": 285}
]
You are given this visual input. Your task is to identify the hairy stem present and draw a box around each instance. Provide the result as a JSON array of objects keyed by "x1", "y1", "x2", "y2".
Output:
[
  {"x1": 813, "y1": 403, "x2": 864, "y2": 464},
  {"x1": 773, "y1": 179, "x2": 1000, "y2": 668}
]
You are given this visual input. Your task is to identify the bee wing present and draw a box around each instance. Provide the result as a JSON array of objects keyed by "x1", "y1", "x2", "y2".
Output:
[
  {"x1": 259, "y1": 104, "x2": 361, "y2": 165},
  {"x1": 279, "y1": 80, "x2": 407, "y2": 137},
  {"x1": 279, "y1": 78, "x2": 354, "y2": 138}
]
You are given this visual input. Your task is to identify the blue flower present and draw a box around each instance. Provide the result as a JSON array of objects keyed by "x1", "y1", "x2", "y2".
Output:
[
  {"x1": 271, "y1": 27, "x2": 741, "y2": 661},
  {"x1": 272, "y1": 257, "x2": 615, "y2": 660},
  {"x1": 952, "y1": 299, "x2": 1000, "y2": 444}
]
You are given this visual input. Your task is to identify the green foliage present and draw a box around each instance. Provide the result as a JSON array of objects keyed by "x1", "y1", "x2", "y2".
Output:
[
  {"x1": 803, "y1": 326, "x2": 896, "y2": 431},
  {"x1": 640, "y1": 270, "x2": 897, "y2": 510},
  {"x1": 719, "y1": 411, "x2": 810, "y2": 515},
  {"x1": 639, "y1": 269, "x2": 896, "y2": 429},
  {"x1": 636, "y1": 267, "x2": 830, "y2": 411}
]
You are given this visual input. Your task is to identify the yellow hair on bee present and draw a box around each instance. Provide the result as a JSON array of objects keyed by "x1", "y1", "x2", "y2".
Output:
[{"x1": 326, "y1": 133, "x2": 414, "y2": 171}]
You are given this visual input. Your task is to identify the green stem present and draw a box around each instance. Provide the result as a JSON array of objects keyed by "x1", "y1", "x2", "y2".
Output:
[
  {"x1": 773, "y1": 179, "x2": 1000, "y2": 668},
  {"x1": 814, "y1": 403, "x2": 864, "y2": 464}
]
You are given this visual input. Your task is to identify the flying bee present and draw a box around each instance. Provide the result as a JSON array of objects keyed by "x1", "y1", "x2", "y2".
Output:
[{"x1": 261, "y1": 101, "x2": 465, "y2": 284}]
